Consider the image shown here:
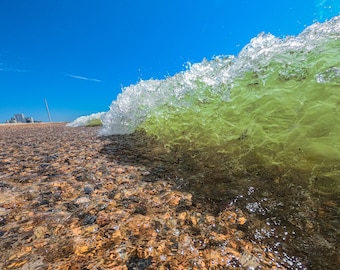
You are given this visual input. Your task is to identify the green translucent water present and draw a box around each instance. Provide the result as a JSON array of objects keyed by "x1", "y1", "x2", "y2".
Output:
[
  {"x1": 85, "y1": 16, "x2": 340, "y2": 194},
  {"x1": 140, "y1": 38, "x2": 340, "y2": 193}
]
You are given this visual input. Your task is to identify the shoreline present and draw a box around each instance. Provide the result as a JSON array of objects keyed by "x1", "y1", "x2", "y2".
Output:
[
  {"x1": 0, "y1": 123, "x2": 272, "y2": 269},
  {"x1": 0, "y1": 123, "x2": 338, "y2": 269},
  {"x1": 0, "y1": 122, "x2": 68, "y2": 126}
]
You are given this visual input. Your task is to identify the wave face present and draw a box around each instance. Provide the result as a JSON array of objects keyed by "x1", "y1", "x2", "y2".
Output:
[{"x1": 100, "y1": 15, "x2": 340, "y2": 192}]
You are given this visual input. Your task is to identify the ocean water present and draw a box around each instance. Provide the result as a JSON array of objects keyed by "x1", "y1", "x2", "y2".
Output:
[
  {"x1": 69, "y1": 15, "x2": 340, "y2": 268},
  {"x1": 84, "y1": 15, "x2": 340, "y2": 193}
]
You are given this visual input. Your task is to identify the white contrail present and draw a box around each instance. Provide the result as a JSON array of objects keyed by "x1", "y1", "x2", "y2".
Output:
[{"x1": 66, "y1": 73, "x2": 103, "y2": 82}]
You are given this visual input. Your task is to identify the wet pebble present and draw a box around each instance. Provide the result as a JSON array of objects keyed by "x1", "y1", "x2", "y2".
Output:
[
  {"x1": 127, "y1": 256, "x2": 152, "y2": 270},
  {"x1": 80, "y1": 214, "x2": 97, "y2": 225},
  {"x1": 84, "y1": 186, "x2": 93, "y2": 195},
  {"x1": 75, "y1": 197, "x2": 91, "y2": 204},
  {"x1": 133, "y1": 204, "x2": 147, "y2": 215}
]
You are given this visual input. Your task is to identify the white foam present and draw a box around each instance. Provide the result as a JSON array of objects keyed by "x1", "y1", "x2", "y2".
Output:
[{"x1": 66, "y1": 112, "x2": 105, "y2": 127}]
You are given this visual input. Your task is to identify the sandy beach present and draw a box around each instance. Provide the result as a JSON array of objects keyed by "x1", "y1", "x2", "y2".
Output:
[{"x1": 0, "y1": 123, "x2": 337, "y2": 269}]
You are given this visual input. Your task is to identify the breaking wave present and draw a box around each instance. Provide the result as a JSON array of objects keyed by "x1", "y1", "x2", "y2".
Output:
[{"x1": 69, "y1": 15, "x2": 340, "y2": 192}]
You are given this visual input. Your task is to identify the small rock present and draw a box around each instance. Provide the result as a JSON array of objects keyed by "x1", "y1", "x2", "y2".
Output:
[
  {"x1": 134, "y1": 205, "x2": 147, "y2": 215},
  {"x1": 84, "y1": 186, "x2": 93, "y2": 195},
  {"x1": 205, "y1": 215, "x2": 215, "y2": 224},
  {"x1": 81, "y1": 214, "x2": 97, "y2": 225},
  {"x1": 75, "y1": 197, "x2": 91, "y2": 204},
  {"x1": 96, "y1": 212, "x2": 111, "y2": 227},
  {"x1": 127, "y1": 256, "x2": 152, "y2": 270},
  {"x1": 0, "y1": 207, "x2": 7, "y2": 216},
  {"x1": 177, "y1": 212, "x2": 187, "y2": 221}
]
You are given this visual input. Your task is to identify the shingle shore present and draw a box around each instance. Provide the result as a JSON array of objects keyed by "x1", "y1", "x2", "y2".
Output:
[{"x1": 0, "y1": 123, "x2": 283, "y2": 269}]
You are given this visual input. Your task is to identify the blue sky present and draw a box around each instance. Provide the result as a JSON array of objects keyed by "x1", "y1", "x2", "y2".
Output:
[{"x1": 0, "y1": 0, "x2": 339, "y2": 122}]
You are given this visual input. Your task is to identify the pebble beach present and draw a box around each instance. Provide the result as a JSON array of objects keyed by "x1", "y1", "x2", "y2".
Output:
[{"x1": 0, "y1": 123, "x2": 338, "y2": 269}]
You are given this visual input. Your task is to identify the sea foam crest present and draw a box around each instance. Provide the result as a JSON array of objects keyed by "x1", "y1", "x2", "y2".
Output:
[
  {"x1": 80, "y1": 15, "x2": 340, "y2": 136},
  {"x1": 67, "y1": 112, "x2": 105, "y2": 127},
  {"x1": 99, "y1": 56, "x2": 234, "y2": 135}
]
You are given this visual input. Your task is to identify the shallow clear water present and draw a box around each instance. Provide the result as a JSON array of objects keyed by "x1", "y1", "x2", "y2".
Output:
[{"x1": 129, "y1": 132, "x2": 339, "y2": 269}]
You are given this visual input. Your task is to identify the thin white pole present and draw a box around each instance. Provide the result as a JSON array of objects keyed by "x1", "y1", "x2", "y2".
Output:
[{"x1": 44, "y1": 98, "x2": 52, "y2": 122}]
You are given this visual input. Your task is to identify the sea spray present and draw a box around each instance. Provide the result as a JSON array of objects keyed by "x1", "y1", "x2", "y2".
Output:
[
  {"x1": 67, "y1": 112, "x2": 105, "y2": 127},
  {"x1": 99, "y1": 56, "x2": 235, "y2": 135}
]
